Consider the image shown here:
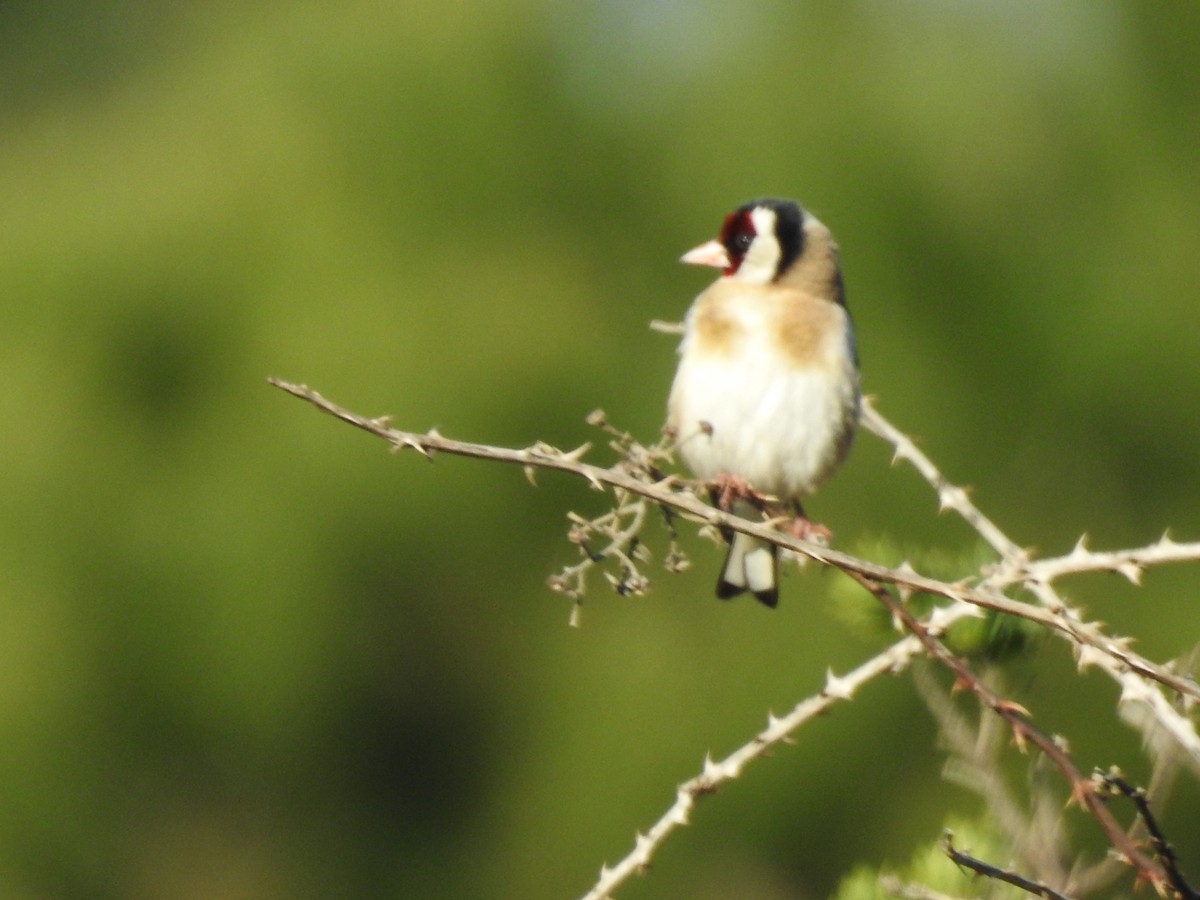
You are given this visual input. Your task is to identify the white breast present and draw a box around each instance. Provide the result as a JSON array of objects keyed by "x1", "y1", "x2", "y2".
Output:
[{"x1": 667, "y1": 302, "x2": 858, "y2": 501}]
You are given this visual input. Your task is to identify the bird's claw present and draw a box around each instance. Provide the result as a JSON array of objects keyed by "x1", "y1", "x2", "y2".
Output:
[
  {"x1": 788, "y1": 516, "x2": 831, "y2": 544},
  {"x1": 711, "y1": 473, "x2": 756, "y2": 511}
]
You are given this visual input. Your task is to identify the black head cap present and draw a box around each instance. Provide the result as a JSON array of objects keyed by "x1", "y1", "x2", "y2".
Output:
[{"x1": 718, "y1": 198, "x2": 806, "y2": 281}]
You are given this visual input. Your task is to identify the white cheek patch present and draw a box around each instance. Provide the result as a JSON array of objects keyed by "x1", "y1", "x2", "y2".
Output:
[{"x1": 733, "y1": 207, "x2": 781, "y2": 284}]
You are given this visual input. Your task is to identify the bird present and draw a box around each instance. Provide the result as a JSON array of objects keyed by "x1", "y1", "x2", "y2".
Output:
[{"x1": 666, "y1": 198, "x2": 860, "y2": 607}]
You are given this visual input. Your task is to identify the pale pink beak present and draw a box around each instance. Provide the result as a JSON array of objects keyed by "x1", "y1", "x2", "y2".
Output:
[{"x1": 680, "y1": 239, "x2": 730, "y2": 269}]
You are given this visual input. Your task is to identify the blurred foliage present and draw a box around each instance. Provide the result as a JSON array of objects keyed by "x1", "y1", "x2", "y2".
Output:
[
  {"x1": 834, "y1": 819, "x2": 1018, "y2": 899},
  {"x1": 1, "y1": 1, "x2": 1199, "y2": 897},
  {"x1": 830, "y1": 537, "x2": 1044, "y2": 661}
]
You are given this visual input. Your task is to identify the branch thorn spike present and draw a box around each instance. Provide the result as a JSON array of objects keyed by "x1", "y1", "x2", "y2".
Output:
[
  {"x1": 823, "y1": 669, "x2": 855, "y2": 700},
  {"x1": 400, "y1": 436, "x2": 431, "y2": 458},
  {"x1": 1075, "y1": 643, "x2": 1105, "y2": 672},
  {"x1": 1117, "y1": 562, "x2": 1144, "y2": 585},
  {"x1": 563, "y1": 442, "x2": 593, "y2": 462}
]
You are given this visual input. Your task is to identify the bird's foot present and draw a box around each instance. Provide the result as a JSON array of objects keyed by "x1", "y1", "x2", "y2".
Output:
[
  {"x1": 711, "y1": 473, "x2": 756, "y2": 511},
  {"x1": 788, "y1": 516, "x2": 831, "y2": 544}
]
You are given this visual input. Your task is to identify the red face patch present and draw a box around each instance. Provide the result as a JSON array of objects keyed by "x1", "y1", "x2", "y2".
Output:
[{"x1": 718, "y1": 209, "x2": 756, "y2": 276}]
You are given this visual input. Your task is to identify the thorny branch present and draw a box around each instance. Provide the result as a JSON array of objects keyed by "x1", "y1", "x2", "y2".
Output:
[
  {"x1": 942, "y1": 832, "x2": 1074, "y2": 900},
  {"x1": 580, "y1": 610, "x2": 981, "y2": 900},
  {"x1": 269, "y1": 378, "x2": 1200, "y2": 699},
  {"x1": 849, "y1": 569, "x2": 1168, "y2": 890},
  {"x1": 860, "y1": 400, "x2": 1200, "y2": 777},
  {"x1": 269, "y1": 377, "x2": 1200, "y2": 899},
  {"x1": 1095, "y1": 769, "x2": 1199, "y2": 899},
  {"x1": 914, "y1": 666, "x2": 1070, "y2": 888}
]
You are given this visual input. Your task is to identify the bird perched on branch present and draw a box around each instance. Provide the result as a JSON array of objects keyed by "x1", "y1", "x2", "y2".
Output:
[{"x1": 667, "y1": 198, "x2": 860, "y2": 607}]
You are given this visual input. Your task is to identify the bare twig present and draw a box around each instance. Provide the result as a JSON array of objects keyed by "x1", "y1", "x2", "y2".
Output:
[
  {"x1": 551, "y1": 497, "x2": 651, "y2": 603},
  {"x1": 269, "y1": 377, "x2": 1200, "y2": 898},
  {"x1": 1022, "y1": 534, "x2": 1200, "y2": 585},
  {"x1": 859, "y1": 394, "x2": 1200, "y2": 764},
  {"x1": 1096, "y1": 769, "x2": 1199, "y2": 899},
  {"x1": 942, "y1": 831, "x2": 1075, "y2": 900},
  {"x1": 914, "y1": 667, "x2": 1070, "y2": 888},
  {"x1": 846, "y1": 569, "x2": 1169, "y2": 892},
  {"x1": 860, "y1": 399, "x2": 1023, "y2": 560},
  {"x1": 267, "y1": 379, "x2": 1200, "y2": 704},
  {"x1": 580, "y1": 613, "x2": 977, "y2": 900}
]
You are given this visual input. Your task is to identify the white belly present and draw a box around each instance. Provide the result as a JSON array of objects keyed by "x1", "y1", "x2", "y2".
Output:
[{"x1": 668, "y1": 337, "x2": 858, "y2": 500}]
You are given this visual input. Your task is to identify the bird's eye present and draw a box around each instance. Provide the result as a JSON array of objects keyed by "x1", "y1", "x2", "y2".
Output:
[{"x1": 719, "y1": 209, "x2": 758, "y2": 262}]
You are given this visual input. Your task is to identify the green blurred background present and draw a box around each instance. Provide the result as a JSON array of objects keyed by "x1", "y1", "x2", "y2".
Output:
[{"x1": 2, "y1": 2, "x2": 1198, "y2": 897}]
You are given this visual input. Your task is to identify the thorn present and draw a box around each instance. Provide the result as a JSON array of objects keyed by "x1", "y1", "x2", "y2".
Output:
[
  {"x1": 524, "y1": 465, "x2": 538, "y2": 486},
  {"x1": 1010, "y1": 723, "x2": 1029, "y2": 754},
  {"x1": 895, "y1": 561, "x2": 916, "y2": 602},
  {"x1": 1108, "y1": 634, "x2": 1135, "y2": 653},
  {"x1": 1075, "y1": 643, "x2": 1105, "y2": 672},
  {"x1": 1119, "y1": 678, "x2": 1155, "y2": 706},
  {"x1": 1072, "y1": 534, "x2": 1090, "y2": 555},
  {"x1": 937, "y1": 486, "x2": 967, "y2": 513},
  {"x1": 670, "y1": 795, "x2": 691, "y2": 825},
  {"x1": 562, "y1": 442, "x2": 593, "y2": 462},
  {"x1": 928, "y1": 604, "x2": 975, "y2": 632},
  {"x1": 398, "y1": 436, "x2": 431, "y2": 458},
  {"x1": 1060, "y1": 604, "x2": 1086, "y2": 623},
  {"x1": 823, "y1": 669, "x2": 855, "y2": 700},
  {"x1": 996, "y1": 699, "x2": 1032, "y2": 718},
  {"x1": 1066, "y1": 778, "x2": 1092, "y2": 809},
  {"x1": 1117, "y1": 562, "x2": 1143, "y2": 585}
]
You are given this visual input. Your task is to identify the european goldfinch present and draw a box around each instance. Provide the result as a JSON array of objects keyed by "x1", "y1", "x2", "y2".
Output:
[{"x1": 667, "y1": 198, "x2": 860, "y2": 607}]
